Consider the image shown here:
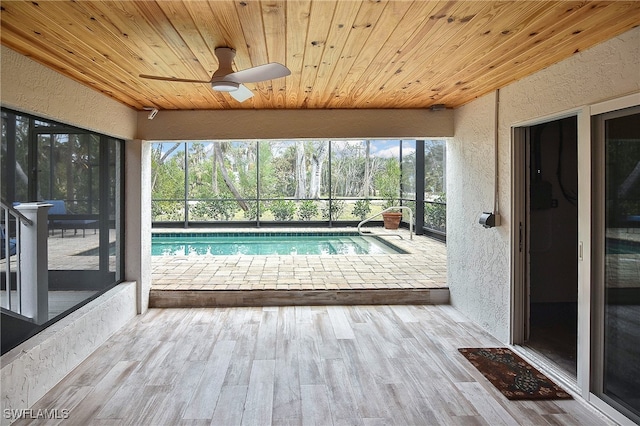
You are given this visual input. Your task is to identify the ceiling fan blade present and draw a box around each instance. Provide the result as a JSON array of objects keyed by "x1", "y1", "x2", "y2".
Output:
[
  {"x1": 139, "y1": 74, "x2": 210, "y2": 84},
  {"x1": 228, "y1": 63, "x2": 291, "y2": 84},
  {"x1": 229, "y1": 84, "x2": 254, "y2": 102}
]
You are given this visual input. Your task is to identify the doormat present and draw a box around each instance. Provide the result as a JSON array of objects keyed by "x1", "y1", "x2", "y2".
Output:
[{"x1": 458, "y1": 347, "x2": 572, "y2": 400}]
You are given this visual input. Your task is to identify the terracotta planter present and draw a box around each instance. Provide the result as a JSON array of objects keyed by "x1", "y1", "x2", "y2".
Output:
[{"x1": 382, "y1": 212, "x2": 403, "y2": 230}]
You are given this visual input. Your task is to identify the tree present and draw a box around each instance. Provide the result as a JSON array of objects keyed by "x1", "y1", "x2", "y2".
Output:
[
  {"x1": 375, "y1": 159, "x2": 401, "y2": 209},
  {"x1": 295, "y1": 141, "x2": 307, "y2": 199},
  {"x1": 213, "y1": 142, "x2": 248, "y2": 211},
  {"x1": 309, "y1": 142, "x2": 328, "y2": 199}
]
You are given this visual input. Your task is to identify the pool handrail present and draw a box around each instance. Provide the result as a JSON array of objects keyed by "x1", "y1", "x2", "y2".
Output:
[{"x1": 357, "y1": 206, "x2": 413, "y2": 240}]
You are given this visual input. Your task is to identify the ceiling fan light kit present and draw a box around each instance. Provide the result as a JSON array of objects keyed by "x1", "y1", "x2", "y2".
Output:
[
  {"x1": 211, "y1": 81, "x2": 240, "y2": 92},
  {"x1": 139, "y1": 46, "x2": 290, "y2": 103}
]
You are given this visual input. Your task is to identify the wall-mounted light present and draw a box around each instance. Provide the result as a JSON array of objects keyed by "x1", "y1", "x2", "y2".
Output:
[
  {"x1": 147, "y1": 108, "x2": 159, "y2": 120},
  {"x1": 479, "y1": 212, "x2": 501, "y2": 228}
]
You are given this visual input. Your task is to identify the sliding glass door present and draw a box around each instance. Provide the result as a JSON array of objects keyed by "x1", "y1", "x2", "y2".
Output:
[{"x1": 593, "y1": 106, "x2": 640, "y2": 423}]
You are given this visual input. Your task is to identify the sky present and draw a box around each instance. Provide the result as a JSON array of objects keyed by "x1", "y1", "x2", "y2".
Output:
[{"x1": 153, "y1": 139, "x2": 418, "y2": 160}]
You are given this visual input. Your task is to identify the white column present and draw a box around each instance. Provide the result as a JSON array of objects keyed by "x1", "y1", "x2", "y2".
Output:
[
  {"x1": 15, "y1": 202, "x2": 51, "y2": 324},
  {"x1": 125, "y1": 140, "x2": 151, "y2": 314}
]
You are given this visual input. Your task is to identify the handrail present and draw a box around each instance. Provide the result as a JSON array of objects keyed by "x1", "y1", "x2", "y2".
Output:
[
  {"x1": 1, "y1": 200, "x2": 26, "y2": 314},
  {"x1": 0, "y1": 198, "x2": 33, "y2": 226},
  {"x1": 357, "y1": 206, "x2": 413, "y2": 240}
]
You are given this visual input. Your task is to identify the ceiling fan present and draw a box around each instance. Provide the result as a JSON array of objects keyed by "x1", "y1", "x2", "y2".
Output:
[{"x1": 139, "y1": 47, "x2": 290, "y2": 102}]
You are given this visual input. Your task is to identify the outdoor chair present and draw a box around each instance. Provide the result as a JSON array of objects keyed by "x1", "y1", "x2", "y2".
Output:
[
  {"x1": 46, "y1": 200, "x2": 98, "y2": 238},
  {"x1": 0, "y1": 227, "x2": 16, "y2": 259}
]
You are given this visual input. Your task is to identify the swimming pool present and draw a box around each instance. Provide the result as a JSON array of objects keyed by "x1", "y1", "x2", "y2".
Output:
[
  {"x1": 606, "y1": 238, "x2": 640, "y2": 255},
  {"x1": 151, "y1": 232, "x2": 406, "y2": 256}
]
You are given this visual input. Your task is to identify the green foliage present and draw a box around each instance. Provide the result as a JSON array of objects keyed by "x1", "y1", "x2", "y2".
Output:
[
  {"x1": 403, "y1": 201, "x2": 416, "y2": 222},
  {"x1": 425, "y1": 193, "x2": 446, "y2": 231},
  {"x1": 270, "y1": 199, "x2": 297, "y2": 221},
  {"x1": 272, "y1": 145, "x2": 298, "y2": 196},
  {"x1": 243, "y1": 201, "x2": 259, "y2": 220},
  {"x1": 151, "y1": 200, "x2": 184, "y2": 222},
  {"x1": 190, "y1": 195, "x2": 238, "y2": 221},
  {"x1": 375, "y1": 159, "x2": 401, "y2": 210},
  {"x1": 147, "y1": 140, "x2": 447, "y2": 230},
  {"x1": 424, "y1": 140, "x2": 446, "y2": 194},
  {"x1": 352, "y1": 199, "x2": 371, "y2": 221},
  {"x1": 298, "y1": 200, "x2": 318, "y2": 221},
  {"x1": 321, "y1": 199, "x2": 345, "y2": 220}
]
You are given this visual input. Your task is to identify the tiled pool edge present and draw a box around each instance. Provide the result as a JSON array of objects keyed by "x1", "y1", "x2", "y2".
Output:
[{"x1": 151, "y1": 231, "x2": 408, "y2": 255}]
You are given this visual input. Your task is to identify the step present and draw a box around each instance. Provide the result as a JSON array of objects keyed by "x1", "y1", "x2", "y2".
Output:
[{"x1": 149, "y1": 288, "x2": 449, "y2": 308}]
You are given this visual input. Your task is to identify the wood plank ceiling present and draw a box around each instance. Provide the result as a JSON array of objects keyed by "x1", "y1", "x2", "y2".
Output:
[{"x1": 1, "y1": 1, "x2": 639, "y2": 111}]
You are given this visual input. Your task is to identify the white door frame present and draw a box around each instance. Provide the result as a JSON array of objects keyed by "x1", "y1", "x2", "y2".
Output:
[
  {"x1": 587, "y1": 94, "x2": 640, "y2": 425},
  {"x1": 511, "y1": 93, "x2": 640, "y2": 422},
  {"x1": 510, "y1": 106, "x2": 590, "y2": 398}
]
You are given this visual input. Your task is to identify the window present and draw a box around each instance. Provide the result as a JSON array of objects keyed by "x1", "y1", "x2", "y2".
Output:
[
  {"x1": 1, "y1": 108, "x2": 124, "y2": 354},
  {"x1": 150, "y1": 139, "x2": 446, "y2": 236}
]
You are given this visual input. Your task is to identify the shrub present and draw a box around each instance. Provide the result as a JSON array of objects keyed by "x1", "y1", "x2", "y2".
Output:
[
  {"x1": 352, "y1": 199, "x2": 371, "y2": 221},
  {"x1": 298, "y1": 200, "x2": 318, "y2": 221},
  {"x1": 321, "y1": 199, "x2": 345, "y2": 220},
  {"x1": 375, "y1": 160, "x2": 401, "y2": 211},
  {"x1": 270, "y1": 199, "x2": 297, "y2": 221},
  {"x1": 425, "y1": 193, "x2": 446, "y2": 231},
  {"x1": 190, "y1": 195, "x2": 239, "y2": 221},
  {"x1": 152, "y1": 201, "x2": 183, "y2": 221},
  {"x1": 243, "y1": 200, "x2": 259, "y2": 220}
]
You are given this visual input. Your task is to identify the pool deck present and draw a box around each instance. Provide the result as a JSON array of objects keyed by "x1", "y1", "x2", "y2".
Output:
[{"x1": 150, "y1": 227, "x2": 447, "y2": 306}]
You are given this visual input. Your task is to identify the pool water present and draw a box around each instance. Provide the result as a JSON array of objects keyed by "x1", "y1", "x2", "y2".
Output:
[
  {"x1": 606, "y1": 238, "x2": 640, "y2": 255},
  {"x1": 151, "y1": 232, "x2": 405, "y2": 256}
]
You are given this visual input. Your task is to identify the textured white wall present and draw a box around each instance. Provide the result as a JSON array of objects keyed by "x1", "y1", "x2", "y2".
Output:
[
  {"x1": 0, "y1": 283, "x2": 137, "y2": 425},
  {"x1": 448, "y1": 26, "x2": 640, "y2": 342},
  {"x1": 124, "y1": 141, "x2": 152, "y2": 314},
  {"x1": 0, "y1": 46, "x2": 137, "y2": 140}
]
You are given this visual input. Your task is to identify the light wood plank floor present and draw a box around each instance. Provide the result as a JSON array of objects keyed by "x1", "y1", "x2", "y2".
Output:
[{"x1": 17, "y1": 305, "x2": 611, "y2": 425}]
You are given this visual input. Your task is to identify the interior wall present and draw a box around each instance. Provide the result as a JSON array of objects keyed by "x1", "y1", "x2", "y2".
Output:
[
  {"x1": 448, "y1": 26, "x2": 640, "y2": 343},
  {"x1": 529, "y1": 119, "x2": 578, "y2": 304}
]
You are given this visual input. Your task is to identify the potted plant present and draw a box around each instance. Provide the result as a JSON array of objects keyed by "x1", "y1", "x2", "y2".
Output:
[
  {"x1": 375, "y1": 160, "x2": 403, "y2": 229},
  {"x1": 381, "y1": 199, "x2": 403, "y2": 229}
]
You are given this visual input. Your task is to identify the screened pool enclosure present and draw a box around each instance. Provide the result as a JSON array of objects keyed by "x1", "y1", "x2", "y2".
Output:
[{"x1": 152, "y1": 139, "x2": 446, "y2": 237}]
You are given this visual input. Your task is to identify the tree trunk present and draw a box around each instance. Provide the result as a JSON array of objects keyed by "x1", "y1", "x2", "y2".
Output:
[
  {"x1": 309, "y1": 142, "x2": 328, "y2": 199},
  {"x1": 212, "y1": 148, "x2": 219, "y2": 195},
  {"x1": 364, "y1": 140, "x2": 371, "y2": 197},
  {"x1": 295, "y1": 141, "x2": 307, "y2": 199},
  {"x1": 214, "y1": 142, "x2": 248, "y2": 211}
]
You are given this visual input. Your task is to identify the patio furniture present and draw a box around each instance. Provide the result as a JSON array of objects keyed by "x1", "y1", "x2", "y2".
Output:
[
  {"x1": 46, "y1": 200, "x2": 98, "y2": 238},
  {"x1": 0, "y1": 227, "x2": 16, "y2": 259}
]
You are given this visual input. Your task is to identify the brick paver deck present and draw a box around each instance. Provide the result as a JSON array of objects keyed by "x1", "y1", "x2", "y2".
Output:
[{"x1": 151, "y1": 227, "x2": 447, "y2": 291}]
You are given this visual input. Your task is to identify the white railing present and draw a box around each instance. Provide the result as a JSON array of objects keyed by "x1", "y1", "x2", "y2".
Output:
[
  {"x1": 357, "y1": 206, "x2": 413, "y2": 240},
  {"x1": 1, "y1": 200, "x2": 51, "y2": 323},
  {"x1": 1, "y1": 199, "x2": 30, "y2": 315}
]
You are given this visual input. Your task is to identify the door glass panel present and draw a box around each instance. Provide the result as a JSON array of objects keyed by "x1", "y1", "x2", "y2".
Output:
[{"x1": 603, "y1": 111, "x2": 640, "y2": 418}]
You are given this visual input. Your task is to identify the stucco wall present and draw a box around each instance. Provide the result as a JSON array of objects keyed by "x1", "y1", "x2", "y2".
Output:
[
  {"x1": 0, "y1": 46, "x2": 137, "y2": 140},
  {"x1": 448, "y1": 26, "x2": 640, "y2": 342},
  {"x1": 0, "y1": 283, "x2": 137, "y2": 426}
]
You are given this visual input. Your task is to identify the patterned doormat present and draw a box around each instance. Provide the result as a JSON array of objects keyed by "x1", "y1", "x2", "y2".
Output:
[{"x1": 458, "y1": 347, "x2": 572, "y2": 400}]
